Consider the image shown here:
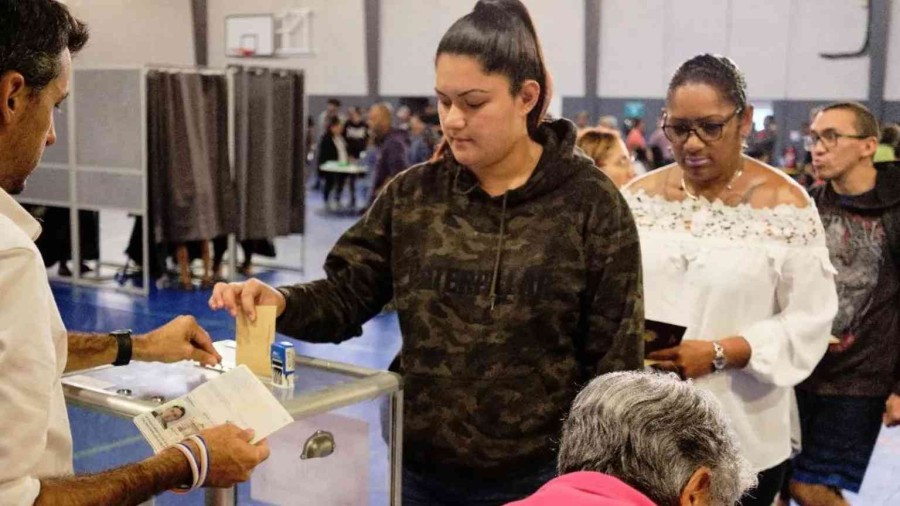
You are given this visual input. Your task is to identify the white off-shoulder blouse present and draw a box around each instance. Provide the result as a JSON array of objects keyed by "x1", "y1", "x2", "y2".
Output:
[{"x1": 624, "y1": 190, "x2": 839, "y2": 472}]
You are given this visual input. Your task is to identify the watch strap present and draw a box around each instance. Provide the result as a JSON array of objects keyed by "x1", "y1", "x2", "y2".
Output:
[{"x1": 111, "y1": 329, "x2": 133, "y2": 366}]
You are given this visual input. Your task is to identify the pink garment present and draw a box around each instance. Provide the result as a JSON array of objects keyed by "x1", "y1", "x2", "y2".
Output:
[
  {"x1": 626, "y1": 129, "x2": 647, "y2": 152},
  {"x1": 506, "y1": 471, "x2": 658, "y2": 506}
]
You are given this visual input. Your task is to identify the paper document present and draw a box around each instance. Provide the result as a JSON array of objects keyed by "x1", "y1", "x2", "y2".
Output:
[
  {"x1": 133, "y1": 364, "x2": 293, "y2": 453},
  {"x1": 236, "y1": 305, "x2": 277, "y2": 377}
]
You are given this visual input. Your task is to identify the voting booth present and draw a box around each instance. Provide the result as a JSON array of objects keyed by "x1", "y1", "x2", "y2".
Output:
[{"x1": 62, "y1": 341, "x2": 403, "y2": 505}]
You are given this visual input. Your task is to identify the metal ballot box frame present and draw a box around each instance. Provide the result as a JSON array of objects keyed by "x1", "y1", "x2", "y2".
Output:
[{"x1": 62, "y1": 341, "x2": 403, "y2": 505}]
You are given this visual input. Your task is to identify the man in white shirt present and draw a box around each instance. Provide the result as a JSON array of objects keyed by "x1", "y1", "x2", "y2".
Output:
[{"x1": 0, "y1": 2, "x2": 269, "y2": 504}]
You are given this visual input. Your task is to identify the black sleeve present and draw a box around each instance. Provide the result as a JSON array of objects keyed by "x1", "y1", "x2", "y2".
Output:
[{"x1": 275, "y1": 181, "x2": 396, "y2": 343}]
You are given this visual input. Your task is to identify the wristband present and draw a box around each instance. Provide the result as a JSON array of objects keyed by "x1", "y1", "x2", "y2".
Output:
[
  {"x1": 171, "y1": 443, "x2": 199, "y2": 492},
  {"x1": 188, "y1": 435, "x2": 210, "y2": 487},
  {"x1": 110, "y1": 329, "x2": 133, "y2": 366}
]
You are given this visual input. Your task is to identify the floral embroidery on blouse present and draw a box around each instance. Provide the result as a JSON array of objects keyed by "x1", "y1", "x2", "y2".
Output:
[{"x1": 624, "y1": 189, "x2": 826, "y2": 247}]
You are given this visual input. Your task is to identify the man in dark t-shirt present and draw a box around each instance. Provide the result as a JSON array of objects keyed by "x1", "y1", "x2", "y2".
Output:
[{"x1": 790, "y1": 102, "x2": 900, "y2": 506}]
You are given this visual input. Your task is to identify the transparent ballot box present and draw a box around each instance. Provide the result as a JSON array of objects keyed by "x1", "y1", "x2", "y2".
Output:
[{"x1": 62, "y1": 340, "x2": 403, "y2": 505}]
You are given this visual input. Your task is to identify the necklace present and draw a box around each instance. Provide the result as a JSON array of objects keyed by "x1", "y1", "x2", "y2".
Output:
[{"x1": 681, "y1": 167, "x2": 743, "y2": 201}]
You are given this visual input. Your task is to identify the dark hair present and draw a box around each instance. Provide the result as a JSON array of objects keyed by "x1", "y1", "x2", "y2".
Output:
[
  {"x1": 327, "y1": 115, "x2": 342, "y2": 129},
  {"x1": 667, "y1": 54, "x2": 747, "y2": 111},
  {"x1": 0, "y1": 0, "x2": 89, "y2": 92},
  {"x1": 819, "y1": 102, "x2": 880, "y2": 139},
  {"x1": 882, "y1": 123, "x2": 900, "y2": 146},
  {"x1": 327, "y1": 98, "x2": 342, "y2": 107},
  {"x1": 435, "y1": 0, "x2": 548, "y2": 138}
]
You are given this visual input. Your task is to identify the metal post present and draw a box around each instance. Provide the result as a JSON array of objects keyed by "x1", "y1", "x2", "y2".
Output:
[
  {"x1": 204, "y1": 486, "x2": 236, "y2": 506},
  {"x1": 584, "y1": 0, "x2": 600, "y2": 120},
  {"x1": 226, "y1": 68, "x2": 239, "y2": 281},
  {"x1": 68, "y1": 71, "x2": 80, "y2": 285},
  {"x1": 390, "y1": 390, "x2": 403, "y2": 505},
  {"x1": 867, "y1": 0, "x2": 891, "y2": 122},
  {"x1": 140, "y1": 69, "x2": 151, "y2": 295}
]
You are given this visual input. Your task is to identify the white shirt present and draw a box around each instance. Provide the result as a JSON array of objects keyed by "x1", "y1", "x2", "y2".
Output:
[
  {"x1": 0, "y1": 188, "x2": 73, "y2": 505},
  {"x1": 624, "y1": 189, "x2": 838, "y2": 472},
  {"x1": 333, "y1": 135, "x2": 349, "y2": 164}
]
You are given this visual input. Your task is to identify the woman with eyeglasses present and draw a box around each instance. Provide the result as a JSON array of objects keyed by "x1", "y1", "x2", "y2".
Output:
[
  {"x1": 576, "y1": 129, "x2": 636, "y2": 188},
  {"x1": 623, "y1": 54, "x2": 839, "y2": 506}
]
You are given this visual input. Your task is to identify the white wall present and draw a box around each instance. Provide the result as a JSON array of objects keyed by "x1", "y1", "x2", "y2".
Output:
[
  {"x1": 598, "y1": 0, "x2": 666, "y2": 99},
  {"x1": 380, "y1": 0, "x2": 584, "y2": 97},
  {"x1": 379, "y1": 0, "x2": 470, "y2": 96},
  {"x1": 885, "y1": 0, "x2": 900, "y2": 101},
  {"x1": 66, "y1": 0, "x2": 194, "y2": 67},
  {"x1": 62, "y1": 0, "x2": 900, "y2": 103},
  {"x1": 786, "y1": 0, "x2": 869, "y2": 100},
  {"x1": 207, "y1": 0, "x2": 368, "y2": 95},
  {"x1": 599, "y1": 0, "x2": 870, "y2": 100}
]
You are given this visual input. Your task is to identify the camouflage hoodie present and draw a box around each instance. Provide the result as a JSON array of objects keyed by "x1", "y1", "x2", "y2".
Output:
[{"x1": 276, "y1": 119, "x2": 644, "y2": 478}]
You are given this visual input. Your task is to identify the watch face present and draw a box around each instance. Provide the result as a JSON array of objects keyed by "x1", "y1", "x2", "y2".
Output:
[{"x1": 713, "y1": 343, "x2": 726, "y2": 370}]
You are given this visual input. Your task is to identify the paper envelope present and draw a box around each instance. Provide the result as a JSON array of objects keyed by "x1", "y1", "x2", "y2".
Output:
[{"x1": 236, "y1": 305, "x2": 277, "y2": 377}]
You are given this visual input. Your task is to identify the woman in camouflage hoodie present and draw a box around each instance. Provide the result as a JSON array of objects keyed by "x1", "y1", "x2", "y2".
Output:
[{"x1": 210, "y1": 1, "x2": 644, "y2": 503}]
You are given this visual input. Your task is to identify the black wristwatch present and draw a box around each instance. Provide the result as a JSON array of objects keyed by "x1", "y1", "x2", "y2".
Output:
[{"x1": 111, "y1": 329, "x2": 133, "y2": 366}]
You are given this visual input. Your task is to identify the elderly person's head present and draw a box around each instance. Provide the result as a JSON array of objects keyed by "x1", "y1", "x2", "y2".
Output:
[{"x1": 557, "y1": 371, "x2": 755, "y2": 506}]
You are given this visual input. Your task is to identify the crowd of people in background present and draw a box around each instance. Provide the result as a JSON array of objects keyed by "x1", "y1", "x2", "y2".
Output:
[
  {"x1": 309, "y1": 98, "x2": 439, "y2": 212},
  {"x1": 570, "y1": 106, "x2": 900, "y2": 193}
]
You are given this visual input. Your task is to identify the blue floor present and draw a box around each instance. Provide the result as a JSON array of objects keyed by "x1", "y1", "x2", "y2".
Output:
[
  {"x1": 55, "y1": 186, "x2": 900, "y2": 505},
  {"x1": 58, "y1": 186, "x2": 402, "y2": 505}
]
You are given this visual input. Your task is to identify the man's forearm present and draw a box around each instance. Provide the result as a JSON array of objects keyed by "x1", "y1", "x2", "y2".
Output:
[
  {"x1": 65, "y1": 332, "x2": 117, "y2": 372},
  {"x1": 35, "y1": 447, "x2": 191, "y2": 505}
]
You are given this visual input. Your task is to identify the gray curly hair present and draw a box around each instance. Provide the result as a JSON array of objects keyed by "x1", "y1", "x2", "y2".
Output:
[{"x1": 558, "y1": 371, "x2": 757, "y2": 506}]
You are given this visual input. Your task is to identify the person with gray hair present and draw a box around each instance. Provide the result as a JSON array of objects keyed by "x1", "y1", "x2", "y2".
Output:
[{"x1": 509, "y1": 371, "x2": 756, "y2": 506}]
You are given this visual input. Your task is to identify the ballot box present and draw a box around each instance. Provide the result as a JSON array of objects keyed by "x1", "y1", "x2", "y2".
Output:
[{"x1": 62, "y1": 340, "x2": 403, "y2": 506}]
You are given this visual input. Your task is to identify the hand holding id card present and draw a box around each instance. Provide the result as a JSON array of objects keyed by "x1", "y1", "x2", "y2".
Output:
[{"x1": 133, "y1": 364, "x2": 293, "y2": 453}]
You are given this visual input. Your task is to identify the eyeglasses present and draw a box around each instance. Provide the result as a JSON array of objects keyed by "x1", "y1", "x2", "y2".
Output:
[
  {"x1": 662, "y1": 108, "x2": 743, "y2": 144},
  {"x1": 804, "y1": 129, "x2": 871, "y2": 151}
]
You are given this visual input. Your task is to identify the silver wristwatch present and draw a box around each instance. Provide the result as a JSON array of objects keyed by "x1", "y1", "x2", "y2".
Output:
[{"x1": 712, "y1": 341, "x2": 727, "y2": 372}]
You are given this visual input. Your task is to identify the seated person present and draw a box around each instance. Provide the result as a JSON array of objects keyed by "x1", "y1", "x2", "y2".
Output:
[{"x1": 508, "y1": 371, "x2": 756, "y2": 506}]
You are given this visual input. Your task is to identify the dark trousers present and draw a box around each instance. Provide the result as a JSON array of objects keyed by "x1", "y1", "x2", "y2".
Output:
[
  {"x1": 402, "y1": 461, "x2": 557, "y2": 506},
  {"x1": 323, "y1": 173, "x2": 348, "y2": 204},
  {"x1": 740, "y1": 460, "x2": 789, "y2": 506},
  {"x1": 792, "y1": 390, "x2": 886, "y2": 492}
]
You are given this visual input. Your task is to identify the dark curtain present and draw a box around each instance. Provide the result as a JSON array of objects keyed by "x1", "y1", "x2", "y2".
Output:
[
  {"x1": 233, "y1": 68, "x2": 305, "y2": 239},
  {"x1": 147, "y1": 71, "x2": 235, "y2": 244},
  {"x1": 24, "y1": 206, "x2": 99, "y2": 266}
]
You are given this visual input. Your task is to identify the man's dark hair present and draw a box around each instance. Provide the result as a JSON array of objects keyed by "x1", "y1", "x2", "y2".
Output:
[
  {"x1": 819, "y1": 102, "x2": 880, "y2": 139},
  {"x1": 327, "y1": 98, "x2": 341, "y2": 107},
  {"x1": 882, "y1": 123, "x2": 900, "y2": 147},
  {"x1": 0, "y1": 0, "x2": 89, "y2": 92}
]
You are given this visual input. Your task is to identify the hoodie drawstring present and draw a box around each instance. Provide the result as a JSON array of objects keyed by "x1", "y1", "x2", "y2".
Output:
[{"x1": 488, "y1": 192, "x2": 508, "y2": 311}]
